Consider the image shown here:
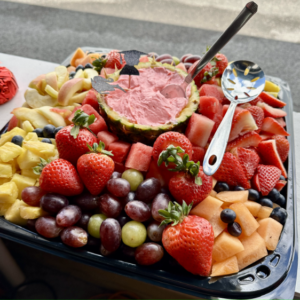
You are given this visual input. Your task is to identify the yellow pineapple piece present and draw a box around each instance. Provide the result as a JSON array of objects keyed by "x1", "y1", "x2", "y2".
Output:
[
  {"x1": 21, "y1": 169, "x2": 40, "y2": 180},
  {"x1": 0, "y1": 127, "x2": 26, "y2": 146},
  {"x1": 22, "y1": 120, "x2": 34, "y2": 133},
  {"x1": 22, "y1": 141, "x2": 55, "y2": 158},
  {"x1": 0, "y1": 178, "x2": 10, "y2": 185},
  {"x1": 4, "y1": 199, "x2": 27, "y2": 226},
  {"x1": 35, "y1": 181, "x2": 40, "y2": 187},
  {"x1": 48, "y1": 149, "x2": 58, "y2": 161},
  {"x1": 0, "y1": 163, "x2": 13, "y2": 178},
  {"x1": 24, "y1": 132, "x2": 39, "y2": 142},
  {"x1": 10, "y1": 158, "x2": 19, "y2": 174},
  {"x1": 0, "y1": 182, "x2": 18, "y2": 204},
  {"x1": 257, "y1": 206, "x2": 273, "y2": 219},
  {"x1": 0, "y1": 142, "x2": 23, "y2": 162},
  {"x1": 11, "y1": 174, "x2": 36, "y2": 199},
  {"x1": 17, "y1": 149, "x2": 41, "y2": 170},
  {"x1": 0, "y1": 203, "x2": 12, "y2": 216},
  {"x1": 216, "y1": 190, "x2": 248, "y2": 203},
  {"x1": 190, "y1": 196, "x2": 223, "y2": 221},
  {"x1": 38, "y1": 138, "x2": 56, "y2": 146},
  {"x1": 19, "y1": 202, "x2": 47, "y2": 219},
  {"x1": 244, "y1": 201, "x2": 262, "y2": 217},
  {"x1": 264, "y1": 80, "x2": 280, "y2": 93},
  {"x1": 211, "y1": 256, "x2": 239, "y2": 277}
]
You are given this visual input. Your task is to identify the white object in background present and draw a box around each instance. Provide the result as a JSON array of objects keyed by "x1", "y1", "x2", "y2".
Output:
[{"x1": 0, "y1": 53, "x2": 59, "y2": 130}]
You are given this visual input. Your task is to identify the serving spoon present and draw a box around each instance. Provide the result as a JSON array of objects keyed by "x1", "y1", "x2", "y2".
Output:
[
  {"x1": 160, "y1": 1, "x2": 258, "y2": 99},
  {"x1": 202, "y1": 60, "x2": 266, "y2": 176}
]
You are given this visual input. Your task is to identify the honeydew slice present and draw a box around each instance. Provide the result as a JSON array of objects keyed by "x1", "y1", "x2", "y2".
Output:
[
  {"x1": 211, "y1": 256, "x2": 239, "y2": 277},
  {"x1": 190, "y1": 196, "x2": 223, "y2": 221},
  {"x1": 216, "y1": 190, "x2": 248, "y2": 203}
]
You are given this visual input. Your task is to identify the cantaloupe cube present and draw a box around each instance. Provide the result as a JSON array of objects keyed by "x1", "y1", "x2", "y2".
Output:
[
  {"x1": 0, "y1": 182, "x2": 18, "y2": 204},
  {"x1": 216, "y1": 191, "x2": 248, "y2": 203},
  {"x1": 24, "y1": 132, "x2": 39, "y2": 141},
  {"x1": 0, "y1": 203, "x2": 12, "y2": 216},
  {"x1": 209, "y1": 190, "x2": 217, "y2": 197},
  {"x1": 190, "y1": 196, "x2": 223, "y2": 221},
  {"x1": 221, "y1": 202, "x2": 231, "y2": 209},
  {"x1": 212, "y1": 178, "x2": 217, "y2": 188},
  {"x1": 22, "y1": 141, "x2": 56, "y2": 158},
  {"x1": 257, "y1": 218, "x2": 283, "y2": 251},
  {"x1": 237, "y1": 231, "x2": 268, "y2": 270},
  {"x1": 273, "y1": 203, "x2": 280, "y2": 209},
  {"x1": 17, "y1": 149, "x2": 40, "y2": 170},
  {"x1": 0, "y1": 142, "x2": 23, "y2": 162},
  {"x1": 244, "y1": 201, "x2": 262, "y2": 217},
  {"x1": 209, "y1": 207, "x2": 227, "y2": 238},
  {"x1": 211, "y1": 256, "x2": 239, "y2": 277},
  {"x1": 257, "y1": 206, "x2": 273, "y2": 219},
  {"x1": 0, "y1": 163, "x2": 13, "y2": 178},
  {"x1": 0, "y1": 127, "x2": 26, "y2": 146},
  {"x1": 4, "y1": 199, "x2": 27, "y2": 226},
  {"x1": 11, "y1": 174, "x2": 36, "y2": 199},
  {"x1": 230, "y1": 203, "x2": 259, "y2": 236},
  {"x1": 21, "y1": 169, "x2": 40, "y2": 180},
  {"x1": 0, "y1": 178, "x2": 10, "y2": 185},
  {"x1": 212, "y1": 231, "x2": 244, "y2": 262},
  {"x1": 19, "y1": 202, "x2": 47, "y2": 219}
]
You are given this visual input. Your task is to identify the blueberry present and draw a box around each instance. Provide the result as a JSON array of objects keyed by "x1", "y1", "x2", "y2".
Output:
[
  {"x1": 259, "y1": 198, "x2": 273, "y2": 208},
  {"x1": 41, "y1": 138, "x2": 52, "y2": 144},
  {"x1": 11, "y1": 135, "x2": 23, "y2": 147},
  {"x1": 75, "y1": 65, "x2": 84, "y2": 72},
  {"x1": 54, "y1": 126, "x2": 64, "y2": 136},
  {"x1": 43, "y1": 124, "x2": 56, "y2": 138},
  {"x1": 228, "y1": 222, "x2": 242, "y2": 237},
  {"x1": 270, "y1": 207, "x2": 287, "y2": 225},
  {"x1": 275, "y1": 194, "x2": 286, "y2": 207},
  {"x1": 220, "y1": 209, "x2": 236, "y2": 223},
  {"x1": 33, "y1": 128, "x2": 44, "y2": 137},
  {"x1": 279, "y1": 175, "x2": 285, "y2": 180},
  {"x1": 69, "y1": 71, "x2": 76, "y2": 79},
  {"x1": 268, "y1": 188, "x2": 280, "y2": 202},
  {"x1": 248, "y1": 189, "x2": 260, "y2": 202},
  {"x1": 84, "y1": 63, "x2": 93, "y2": 69},
  {"x1": 214, "y1": 182, "x2": 229, "y2": 193},
  {"x1": 233, "y1": 186, "x2": 244, "y2": 191}
]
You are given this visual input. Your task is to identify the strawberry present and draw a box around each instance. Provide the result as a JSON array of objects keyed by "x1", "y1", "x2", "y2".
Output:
[
  {"x1": 189, "y1": 61, "x2": 218, "y2": 89},
  {"x1": 159, "y1": 201, "x2": 214, "y2": 276},
  {"x1": 213, "y1": 152, "x2": 250, "y2": 189},
  {"x1": 105, "y1": 51, "x2": 126, "y2": 69},
  {"x1": 273, "y1": 135, "x2": 289, "y2": 162},
  {"x1": 275, "y1": 179, "x2": 287, "y2": 192},
  {"x1": 252, "y1": 164, "x2": 281, "y2": 195},
  {"x1": 246, "y1": 106, "x2": 264, "y2": 133},
  {"x1": 259, "y1": 91, "x2": 286, "y2": 108},
  {"x1": 34, "y1": 158, "x2": 84, "y2": 196},
  {"x1": 226, "y1": 131, "x2": 262, "y2": 151},
  {"x1": 275, "y1": 117, "x2": 286, "y2": 127},
  {"x1": 192, "y1": 146, "x2": 205, "y2": 164},
  {"x1": 211, "y1": 53, "x2": 228, "y2": 77},
  {"x1": 56, "y1": 110, "x2": 98, "y2": 165},
  {"x1": 257, "y1": 102, "x2": 287, "y2": 118},
  {"x1": 82, "y1": 89, "x2": 99, "y2": 111},
  {"x1": 77, "y1": 142, "x2": 115, "y2": 195},
  {"x1": 261, "y1": 117, "x2": 289, "y2": 136},
  {"x1": 249, "y1": 96, "x2": 262, "y2": 106}
]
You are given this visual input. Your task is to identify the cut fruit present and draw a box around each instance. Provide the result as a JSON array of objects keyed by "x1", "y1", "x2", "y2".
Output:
[
  {"x1": 17, "y1": 149, "x2": 40, "y2": 170},
  {"x1": 244, "y1": 201, "x2": 261, "y2": 217},
  {"x1": 0, "y1": 203, "x2": 11, "y2": 217},
  {"x1": 209, "y1": 207, "x2": 227, "y2": 238},
  {"x1": 212, "y1": 231, "x2": 244, "y2": 262},
  {"x1": 24, "y1": 132, "x2": 39, "y2": 142},
  {"x1": 69, "y1": 91, "x2": 89, "y2": 104},
  {"x1": 199, "y1": 84, "x2": 225, "y2": 102},
  {"x1": 192, "y1": 146, "x2": 205, "y2": 164},
  {"x1": 58, "y1": 78, "x2": 83, "y2": 106},
  {"x1": 36, "y1": 106, "x2": 67, "y2": 127},
  {"x1": 264, "y1": 81, "x2": 280, "y2": 93},
  {"x1": 11, "y1": 174, "x2": 36, "y2": 199},
  {"x1": 21, "y1": 168, "x2": 40, "y2": 180},
  {"x1": 261, "y1": 117, "x2": 289, "y2": 136},
  {"x1": 108, "y1": 141, "x2": 131, "y2": 163},
  {"x1": 246, "y1": 106, "x2": 264, "y2": 133},
  {"x1": 211, "y1": 256, "x2": 239, "y2": 277},
  {"x1": 145, "y1": 159, "x2": 173, "y2": 188},
  {"x1": 22, "y1": 120, "x2": 34, "y2": 133},
  {"x1": 22, "y1": 141, "x2": 56, "y2": 158},
  {"x1": 230, "y1": 203, "x2": 259, "y2": 236},
  {"x1": 257, "y1": 102, "x2": 287, "y2": 118},
  {"x1": 7, "y1": 116, "x2": 19, "y2": 131},
  {"x1": 4, "y1": 199, "x2": 27, "y2": 226},
  {"x1": 0, "y1": 142, "x2": 23, "y2": 162},
  {"x1": 125, "y1": 142, "x2": 153, "y2": 172},
  {"x1": 216, "y1": 190, "x2": 248, "y2": 203},
  {"x1": 114, "y1": 162, "x2": 125, "y2": 173},
  {"x1": 190, "y1": 195, "x2": 223, "y2": 220},
  {"x1": 257, "y1": 206, "x2": 273, "y2": 219},
  {"x1": 97, "y1": 131, "x2": 119, "y2": 148},
  {"x1": 259, "y1": 91, "x2": 285, "y2": 108},
  {"x1": 0, "y1": 127, "x2": 26, "y2": 147},
  {"x1": 29, "y1": 74, "x2": 46, "y2": 95},
  {"x1": 55, "y1": 66, "x2": 69, "y2": 89},
  {"x1": 275, "y1": 118, "x2": 286, "y2": 128},
  {"x1": 275, "y1": 179, "x2": 287, "y2": 192},
  {"x1": 12, "y1": 107, "x2": 49, "y2": 129},
  {"x1": 0, "y1": 182, "x2": 18, "y2": 204},
  {"x1": 209, "y1": 190, "x2": 217, "y2": 197},
  {"x1": 25, "y1": 89, "x2": 57, "y2": 108},
  {"x1": 0, "y1": 163, "x2": 12, "y2": 178},
  {"x1": 257, "y1": 218, "x2": 283, "y2": 251},
  {"x1": 198, "y1": 96, "x2": 220, "y2": 119},
  {"x1": 70, "y1": 48, "x2": 86, "y2": 67},
  {"x1": 19, "y1": 203, "x2": 47, "y2": 219},
  {"x1": 226, "y1": 131, "x2": 262, "y2": 151},
  {"x1": 185, "y1": 113, "x2": 215, "y2": 148},
  {"x1": 45, "y1": 72, "x2": 58, "y2": 91},
  {"x1": 273, "y1": 135, "x2": 289, "y2": 163}
]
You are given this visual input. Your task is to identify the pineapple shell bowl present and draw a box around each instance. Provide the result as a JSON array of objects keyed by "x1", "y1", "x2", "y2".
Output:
[{"x1": 97, "y1": 61, "x2": 200, "y2": 145}]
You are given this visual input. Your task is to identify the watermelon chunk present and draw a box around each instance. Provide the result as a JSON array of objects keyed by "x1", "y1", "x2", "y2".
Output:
[
  {"x1": 185, "y1": 113, "x2": 215, "y2": 148},
  {"x1": 114, "y1": 162, "x2": 125, "y2": 173},
  {"x1": 97, "y1": 131, "x2": 118, "y2": 148},
  {"x1": 108, "y1": 141, "x2": 131, "y2": 163},
  {"x1": 82, "y1": 89, "x2": 99, "y2": 111},
  {"x1": 125, "y1": 142, "x2": 153, "y2": 172},
  {"x1": 199, "y1": 84, "x2": 225, "y2": 103},
  {"x1": 198, "y1": 96, "x2": 220, "y2": 119}
]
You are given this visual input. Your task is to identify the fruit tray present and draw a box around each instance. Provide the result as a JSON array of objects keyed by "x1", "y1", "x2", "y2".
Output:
[{"x1": 0, "y1": 47, "x2": 298, "y2": 299}]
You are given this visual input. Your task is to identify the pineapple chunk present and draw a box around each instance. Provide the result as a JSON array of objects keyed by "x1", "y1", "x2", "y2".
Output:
[
  {"x1": 0, "y1": 203, "x2": 12, "y2": 216},
  {"x1": 21, "y1": 169, "x2": 40, "y2": 180},
  {"x1": 11, "y1": 174, "x2": 36, "y2": 199},
  {"x1": 19, "y1": 203, "x2": 47, "y2": 219},
  {"x1": 0, "y1": 163, "x2": 13, "y2": 178},
  {"x1": 4, "y1": 199, "x2": 27, "y2": 226},
  {"x1": 24, "y1": 132, "x2": 39, "y2": 142},
  {"x1": 22, "y1": 141, "x2": 56, "y2": 158},
  {"x1": 0, "y1": 178, "x2": 10, "y2": 185},
  {"x1": 211, "y1": 256, "x2": 239, "y2": 277},
  {"x1": 38, "y1": 138, "x2": 56, "y2": 146},
  {"x1": 22, "y1": 120, "x2": 34, "y2": 133},
  {"x1": 12, "y1": 107, "x2": 48, "y2": 129},
  {"x1": 190, "y1": 196, "x2": 223, "y2": 220},
  {"x1": 0, "y1": 142, "x2": 23, "y2": 162},
  {"x1": 0, "y1": 127, "x2": 26, "y2": 146},
  {"x1": 0, "y1": 182, "x2": 18, "y2": 204},
  {"x1": 17, "y1": 149, "x2": 40, "y2": 170},
  {"x1": 264, "y1": 80, "x2": 280, "y2": 93}
]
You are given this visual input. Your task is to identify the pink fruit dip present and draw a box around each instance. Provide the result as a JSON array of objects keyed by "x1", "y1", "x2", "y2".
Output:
[{"x1": 105, "y1": 67, "x2": 191, "y2": 126}]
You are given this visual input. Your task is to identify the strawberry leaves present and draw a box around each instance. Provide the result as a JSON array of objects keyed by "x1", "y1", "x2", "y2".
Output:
[
  {"x1": 92, "y1": 56, "x2": 108, "y2": 73},
  {"x1": 71, "y1": 109, "x2": 96, "y2": 139},
  {"x1": 87, "y1": 141, "x2": 114, "y2": 157},
  {"x1": 33, "y1": 157, "x2": 51, "y2": 175}
]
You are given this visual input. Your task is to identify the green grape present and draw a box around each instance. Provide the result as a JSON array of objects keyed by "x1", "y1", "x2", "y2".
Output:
[
  {"x1": 122, "y1": 169, "x2": 144, "y2": 192},
  {"x1": 122, "y1": 221, "x2": 147, "y2": 247},
  {"x1": 87, "y1": 214, "x2": 107, "y2": 238},
  {"x1": 172, "y1": 56, "x2": 180, "y2": 65}
]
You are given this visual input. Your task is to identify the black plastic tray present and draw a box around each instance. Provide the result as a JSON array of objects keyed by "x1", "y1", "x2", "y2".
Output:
[{"x1": 0, "y1": 48, "x2": 298, "y2": 299}]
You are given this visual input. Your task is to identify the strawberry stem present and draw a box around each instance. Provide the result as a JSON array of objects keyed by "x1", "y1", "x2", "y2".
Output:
[
  {"x1": 33, "y1": 158, "x2": 51, "y2": 175},
  {"x1": 70, "y1": 110, "x2": 96, "y2": 139},
  {"x1": 87, "y1": 141, "x2": 113, "y2": 156}
]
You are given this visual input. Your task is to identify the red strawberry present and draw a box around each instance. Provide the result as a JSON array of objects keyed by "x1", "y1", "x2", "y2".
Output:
[
  {"x1": 257, "y1": 140, "x2": 287, "y2": 178},
  {"x1": 231, "y1": 147, "x2": 260, "y2": 180},
  {"x1": 192, "y1": 146, "x2": 205, "y2": 164},
  {"x1": 275, "y1": 117, "x2": 286, "y2": 127},
  {"x1": 205, "y1": 77, "x2": 219, "y2": 86},
  {"x1": 77, "y1": 142, "x2": 115, "y2": 195},
  {"x1": 199, "y1": 84, "x2": 225, "y2": 103},
  {"x1": 275, "y1": 179, "x2": 287, "y2": 192},
  {"x1": 226, "y1": 131, "x2": 262, "y2": 151},
  {"x1": 35, "y1": 158, "x2": 84, "y2": 196},
  {"x1": 253, "y1": 164, "x2": 281, "y2": 195},
  {"x1": 246, "y1": 106, "x2": 264, "y2": 133},
  {"x1": 249, "y1": 96, "x2": 262, "y2": 106},
  {"x1": 259, "y1": 133, "x2": 273, "y2": 141},
  {"x1": 146, "y1": 159, "x2": 174, "y2": 188},
  {"x1": 105, "y1": 51, "x2": 126, "y2": 69},
  {"x1": 160, "y1": 201, "x2": 214, "y2": 276},
  {"x1": 82, "y1": 89, "x2": 99, "y2": 111},
  {"x1": 56, "y1": 110, "x2": 98, "y2": 165},
  {"x1": 189, "y1": 62, "x2": 218, "y2": 88},
  {"x1": 257, "y1": 102, "x2": 287, "y2": 118},
  {"x1": 213, "y1": 152, "x2": 250, "y2": 189},
  {"x1": 198, "y1": 96, "x2": 220, "y2": 119},
  {"x1": 273, "y1": 135, "x2": 289, "y2": 162},
  {"x1": 259, "y1": 91, "x2": 286, "y2": 108},
  {"x1": 212, "y1": 53, "x2": 228, "y2": 77},
  {"x1": 261, "y1": 117, "x2": 289, "y2": 136}
]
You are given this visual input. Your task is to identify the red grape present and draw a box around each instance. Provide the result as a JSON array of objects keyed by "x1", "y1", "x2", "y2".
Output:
[
  {"x1": 125, "y1": 201, "x2": 151, "y2": 222},
  {"x1": 121, "y1": 191, "x2": 136, "y2": 206},
  {"x1": 183, "y1": 62, "x2": 192, "y2": 71},
  {"x1": 148, "y1": 52, "x2": 158, "y2": 58},
  {"x1": 100, "y1": 218, "x2": 121, "y2": 252},
  {"x1": 26, "y1": 219, "x2": 37, "y2": 232},
  {"x1": 22, "y1": 186, "x2": 46, "y2": 207},
  {"x1": 120, "y1": 244, "x2": 136, "y2": 261},
  {"x1": 180, "y1": 53, "x2": 193, "y2": 62},
  {"x1": 76, "y1": 213, "x2": 92, "y2": 231},
  {"x1": 100, "y1": 244, "x2": 114, "y2": 256},
  {"x1": 99, "y1": 194, "x2": 122, "y2": 218},
  {"x1": 136, "y1": 178, "x2": 161, "y2": 203},
  {"x1": 73, "y1": 192, "x2": 99, "y2": 211},
  {"x1": 151, "y1": 193, "x2": 171, "y2": 222},
  {"x1": 135, "y1": 243, "x2": 164, "y2": 265},
  {"x1": 60, "y1": 226, "x2": 88, "y2": 248},
  {"x1": 107, "y1": 178, "x2": 130, "y2": 198},
  {"x1": 156, "y1": 54, "x2": 172, "y2": 62},
  {"x1": 184, "y1": 55, "x2": 201, "y2": 64},
  {"x1": 40, "y1": 193, "x2": 69, "y2": 214},
  {"x1": 56, "y1": 205, "x2": 82, "y2": 227},
  {"x1": 160, "y1": 59, "x2": 174, "y2": 65},
  {"x1": 147, "y1": 221, "x2": 165, "y2": 242},
  {"x1": 86, "y1": 236, "x2": 101, "y2": 250},
  {"x1": 35, "y1": 216, "x2": 63, "y2": 238},
  {"x1": 116, "y1": 212, "x2": 131, "y2": 228},
  {"x1": 110, "y1": 171, "x2": 122, "y2": 179}
]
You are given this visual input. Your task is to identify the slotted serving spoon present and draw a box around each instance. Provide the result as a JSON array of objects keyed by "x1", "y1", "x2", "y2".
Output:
[
  {"x1": 160, "y1": 1, "x2": 258, "y2": 99},
  {"x1": 203, "y1": 60, "x2": 266, "y2": 176}
]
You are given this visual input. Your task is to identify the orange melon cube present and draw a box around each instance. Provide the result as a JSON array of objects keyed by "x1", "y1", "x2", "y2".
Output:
[
  {"x1": 70, "y1": 48, "x2": 86, "y2": 67},
  {"x1": 212, "y1": 177, "x2": 217, "y2": 188},
  {"x1": 257, "y1": 218, "x2": 283, "y2": 250},
  {"x1": 216, "y1": 190, "x2": 248, "y2": 203},
  {"x1": 237, "y1": 231, "x2": 267, "y2": 270},
  {"x1": 273, "y1": 203, "x2": 280, "y2": 209},
  {"x1": 209, "y1": 190, "x2": 217, "y2": 197},
  {"x1": 190, "y1": 196, "x2": 223, "y2": 221},
  {"x1": 221, "y1": 202, "x2": 231, "y2": 209},
  {"x1": 244, "y1": 201, "x2": 262, "y2": 217},
  {"x1": 209, "y1": 208, "x2": 227, "y2": 238},
  {"x1": 257, "y1": 206, "x2": 273, "y2": 219},
  {"x1": 211, "y1": 256, "x2": 239, "y2": 277},
  {"x1": 212, "y1": 232, "x2": 244, "y2": 262},
  {"x1": 230, "y1": 203, "x2": 259, "y2": 236}
]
